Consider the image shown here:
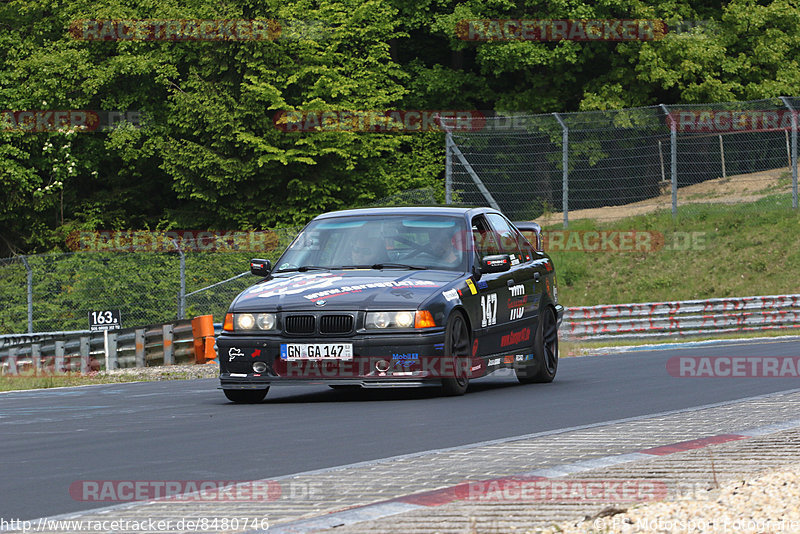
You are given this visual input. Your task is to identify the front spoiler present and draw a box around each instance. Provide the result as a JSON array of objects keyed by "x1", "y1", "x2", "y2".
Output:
[{"x1": 219, "y1": 376, "x2": 440, "y2": 389}]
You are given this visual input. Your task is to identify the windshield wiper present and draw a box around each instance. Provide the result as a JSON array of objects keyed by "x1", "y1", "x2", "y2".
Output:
[
  {"x1": 274, "y1": 265, "x2": 331, "y2": 273},
  {"x1": 340, "y1": 263, "x2": 427, "y2": 270},
  {"x1": 373, "y1": 263, "x2": 428, "y2": 270}
]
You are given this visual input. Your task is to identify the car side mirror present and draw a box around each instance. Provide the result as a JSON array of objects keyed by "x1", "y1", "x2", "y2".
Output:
[
  {"x1": 471, "y1": 262, "x2": 482, "y2": 281},
  {"x1": 250, "y1": 259, "x2": 272, "y2": 276},
  {"x1": 480, "y1": 254, "x2": 511, "y2": 273}
]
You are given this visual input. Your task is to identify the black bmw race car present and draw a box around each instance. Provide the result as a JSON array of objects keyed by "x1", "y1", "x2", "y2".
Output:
[{"x1": 217, "y1": 206, "x2": 563, "y2": 402}]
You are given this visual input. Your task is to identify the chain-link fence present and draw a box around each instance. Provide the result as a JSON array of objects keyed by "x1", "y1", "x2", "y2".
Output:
[
  {"x1": 6, "y1": 96, "x2": 800, "y2": 335},
  {"x1": 445, "y1": 98, "x2": 800, "y2": 225},
  {"x1": 0, "y1": 256, "x2": 28, "y2": 334},
  {"x1": 0, "y1": 191, "x2": 454, "y2": 336},
  {"x1": 0, "y1": 229, "x2": 301, "y2": 335}
]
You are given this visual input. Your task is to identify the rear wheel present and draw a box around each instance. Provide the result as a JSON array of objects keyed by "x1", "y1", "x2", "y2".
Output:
[
  {"x1": 224, "y1": 388, "x2": 269, "y2": 403},
  {"x1": 516, "y1": 307, "x2": 558, "y2": 384},
  {"x1": 441, "y1": 311, "x2": 471, "y2": 396}
]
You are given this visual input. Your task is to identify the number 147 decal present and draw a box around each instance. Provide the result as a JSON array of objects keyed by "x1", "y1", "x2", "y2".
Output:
[{"x1": 481, "y1": 293, "x2": 497, "y2": 327}]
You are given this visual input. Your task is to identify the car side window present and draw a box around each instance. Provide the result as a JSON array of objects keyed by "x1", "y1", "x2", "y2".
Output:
[
  {"x1": 518, "y1": 229, "x2": 541, "y2": 253},
  {"x1": 486, "y1": 213, "x2": 523, "y2": 260},
  {"x1": 471, "y1": 215, "x2": 500, "y2": 257}
]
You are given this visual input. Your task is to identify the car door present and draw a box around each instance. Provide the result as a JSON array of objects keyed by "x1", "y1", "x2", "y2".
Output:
[
  {"x1": 467, "y1": 214, "x2": 511, "y2": 360},
  {"x1": 485, "y1": 213, "x2": 538, "y2": 356}
]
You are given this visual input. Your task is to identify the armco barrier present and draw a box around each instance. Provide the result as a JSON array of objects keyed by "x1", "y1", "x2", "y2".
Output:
[
  {"x1": 0, "y1": 320, "x2": 200, "y2": 375},
  {"x1": 0, "y1": 330, "x2": 92, "y2": 350},
  {"x1": 564, "y1": 294, "x2": 800, "y2": 340},
  {"x1": 2, "y1": 295, "x2": 798, "y2": 372}
]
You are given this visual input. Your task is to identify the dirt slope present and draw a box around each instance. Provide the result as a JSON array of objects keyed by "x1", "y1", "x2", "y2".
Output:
[{"x1": 537, "y1": 167, "x2": 793, "y2": 225}]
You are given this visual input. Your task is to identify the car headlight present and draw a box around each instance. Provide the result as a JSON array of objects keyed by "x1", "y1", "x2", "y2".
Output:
[
  {"x1": 256, "y1": 313, "x2": 276, "y2": 330},
  {"x1": 234, "y1": 313, "x2": 277, "y2": 331},
  {"x1": 366, "y1": 311, "x2": 416, "y2": 329},
  {"x1": 236, "y1": 313, "x2": 255, "y2": 330}
]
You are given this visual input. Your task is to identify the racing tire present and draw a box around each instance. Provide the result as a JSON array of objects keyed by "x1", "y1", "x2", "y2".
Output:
[
  {"x1": 224, "y1": 388, "x2": 269, "y2": 403},
  {"x1": 516, "y1": 306, "x2": 558, "y2": 384},
  {"x1": 441, "y1": 311, "x2": 471, "y2": 396}
]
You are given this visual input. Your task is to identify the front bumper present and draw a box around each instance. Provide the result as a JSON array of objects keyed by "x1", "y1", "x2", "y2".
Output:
[
  {"x1": 220, "y1": 378, "x2": 437, "y2": 389},
  {"x1": 217, "y1": 329, "x2": 455, "y2": 389}
]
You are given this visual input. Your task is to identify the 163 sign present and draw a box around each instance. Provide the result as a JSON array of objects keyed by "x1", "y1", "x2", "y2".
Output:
[{"x1": 89, "y1": 310, "x2": 122, "y2": 331}]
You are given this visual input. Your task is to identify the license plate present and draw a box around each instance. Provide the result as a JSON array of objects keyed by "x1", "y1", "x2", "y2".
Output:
[{"x1": 280, "y1": 343, "x2": 353, "y2": 360}]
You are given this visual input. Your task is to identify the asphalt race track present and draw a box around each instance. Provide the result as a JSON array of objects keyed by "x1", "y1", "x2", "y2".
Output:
[{"x1": 2, "y1": 338, "x2": 798, "y2": 521}]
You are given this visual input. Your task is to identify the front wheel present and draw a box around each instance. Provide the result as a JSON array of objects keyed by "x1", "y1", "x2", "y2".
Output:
[
  {"x1": 516, "y1": 307, "x2": 558, "y2": 384},
  {"x1": 441, "y1": 311, "x2": 471, "y2": 396},
  {"x1": 224, "y1": 388, "x2": 269, "y2": 403}
]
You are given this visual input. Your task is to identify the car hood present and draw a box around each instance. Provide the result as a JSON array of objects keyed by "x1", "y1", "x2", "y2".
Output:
[{"x1": 231, "y1": 270, "x2": 463, "y2": 311}]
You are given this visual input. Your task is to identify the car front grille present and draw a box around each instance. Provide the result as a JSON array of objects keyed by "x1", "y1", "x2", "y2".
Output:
[
  {"x1": 285, "y1": 315, "x2": 315, "y2": 334},
  {"x1": 283, "y1": 314, "x2": 355, "y2": 335},
  {"x1": 319, "y1": 314, "x2": 354, "y2": 334}
]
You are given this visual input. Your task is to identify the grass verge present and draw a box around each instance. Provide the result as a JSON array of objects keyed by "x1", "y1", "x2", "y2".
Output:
[
  {"x1": 0, "y1": 364, "x2": 218, "y2": 392},
  {"x1": 548, "y1": 193, "x2": 800, "y2": 306},
  {"x1": 561, "y1": 329, "x2": 800, "y2": 357}
]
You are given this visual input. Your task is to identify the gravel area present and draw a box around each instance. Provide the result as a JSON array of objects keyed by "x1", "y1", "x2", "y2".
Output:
[
  {"x1": 539, "y1": 462, "x2": 800, "y2": 533},
  {"x1": 99, "y1": 363, "x2": 219, "y2": 381}
]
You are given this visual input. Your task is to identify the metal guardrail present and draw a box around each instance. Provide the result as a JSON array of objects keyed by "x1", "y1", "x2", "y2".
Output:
[
  {"x1": 564, "y1": 294, "x2": 800, "y2": 340},
  {"x1": 2, "y1": 294, "x2": 798, "y2": 373},
  {"x1": 0, "y1": 330, "x2": 92, "y2": 350},
  {"x1": 0, "y1": 320, "x2": 196, "y2": 375}
]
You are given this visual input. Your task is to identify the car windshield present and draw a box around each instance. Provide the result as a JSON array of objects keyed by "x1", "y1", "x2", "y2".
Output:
[{"x1": 274, "y1": 214, "x2": 468, "y2": 272}]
